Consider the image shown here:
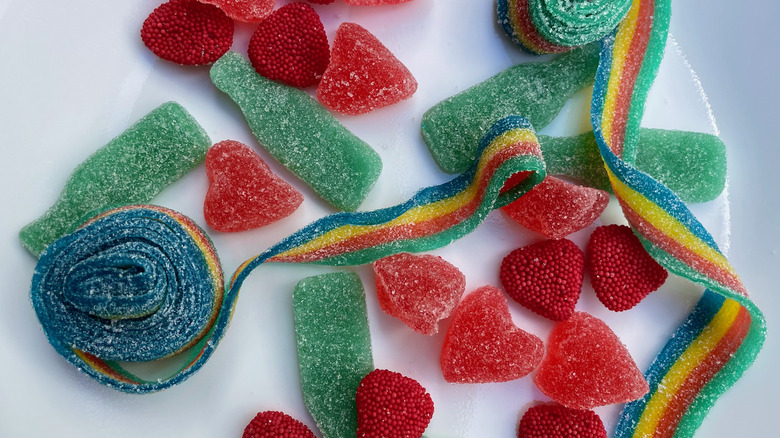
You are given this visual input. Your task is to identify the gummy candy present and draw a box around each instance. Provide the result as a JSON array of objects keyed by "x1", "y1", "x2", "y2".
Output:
[
  {"x1": 372, "y1": 253, "x2": 465, "y2": 335},
  {"x1": 317, "y1": 23, "x2": 417, "y2": 115},
  {"x1": 293, "y1": 272, "x2": 374, "y2": 438},
  {"x1": 421, "y1": 45, "x2": 599, "y2": 174},
  {"x1": 141, "y1": 0, "x2": 233, "y2": 66},
  {"x1": 199, "y1": 0, "x2": 274, "y2": 22},
  {"x1": 306, "y1": 0, "x2": 335, "y2": 4},
  {"x1": 356, "y1": 369, "x2": 434, "y2": 438},
  {"x1": 441, "y1": 286, "x2": 544, "y2": 383},
  {"x1": 247, "y1": 2, "x2": 330, "y2": 88},
  {"x1": 346, "y1": 0, "x2": 415, "y2": 5},
  {"x1": 538, "y1": 129, "x2": 727, "y2": 203},
  {"x1": 243, "y1": 411, "x2": 316, "y2": 438},
  {"x1": 517, "y1": 404, "x2": 607, "y2": 438},
  {"x1": 501, "y1": 176, "x2": 608, "y2": 239},
  {"x1": 210, "y1": 52, "x2": 383, "y2": 211},
  {"x1": 587, "y1": 225, "x2": 668, "y2": 312},
  {"x1": 499, "y1": 239, "x2": 584, "y2": 321},
  {"x1": 19, "y1": 102, "x2": 210, "y2": 257},
  {"x1": 534, "y1": 312, "x2": 649, "y2": 410},
  {"x1": 204, "y1": 140, "x2": 303, "y2": 232}
]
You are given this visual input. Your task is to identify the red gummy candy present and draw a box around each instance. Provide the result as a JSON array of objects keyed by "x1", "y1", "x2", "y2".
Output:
[
  {"x1": 346, "y1": 0, "x2": 415, "y2": 4},
  {"x1": 198, "y1": 0, "x2": 274, "y2": 22},
  {"x1": 356, "y1": 369, "x2": 434, "y2": 438},
  {"x1": 441, "y1": 286, "x2": 544, "y2": 383},
  {"x1": 501, "y1": 176, "x2": 609, "y2": 239},
  {"x1": 317, "y1": 22, "x2": 417, "y2": 115},
  {"x1": 247, "y1": 2, "x2": 330, "y2": 88},
  {"x1": 534, "y1": 312, "x2": 649, "y2": 410},
  {"x1": 587, "y1": 224, "x2": 668, "y2": 311},
  {"x1": 373, "y1": 253, "x2": 465, "y2": 335},
  {"x1": 204, "y1": 140, "x2": 303, "y2": 232},
  {"x1": 243, "y1": 411, "x2": 316, "y2": 438},
  {"x1": 499, "y1": 239, "x2": 584, "y2": 321},
  {"x1": 141, "y1": 0, "x2": 233, "y2": 66},
  {"x1": 306, "y1": 0, "x2": 336, "y2": 4},
  {"x1": 517, "y1": 404, "x2": 607, "y2": 438}
]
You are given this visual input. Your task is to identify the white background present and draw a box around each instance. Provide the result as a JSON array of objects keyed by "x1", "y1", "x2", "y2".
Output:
[{"x1": 0, "y1": 0, "x2": 777, "y2": 436}]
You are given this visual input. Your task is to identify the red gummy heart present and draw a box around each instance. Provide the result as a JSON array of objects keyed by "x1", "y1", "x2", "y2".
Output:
[
  {"x1": 356, "y1": 369, "x2": 434, "y2": 438},
  {"x1": 587, "y1": 224, "x2": 668, "y2": 311},
  {"x1": 242, "y1": 411, "x2": 316, "y2": 438},
  {"x1": 141, "y1": 0, "x2": 234, "y2": 66},
  {"x1": 247, "y1": 2, "x2": 330, "y2": 88},
  {"x1": 373, "y1": 253, "x2": 465, "y2": 335},
  {"x1": 204, "y1": 140, "x2": 303, "y2": 232},
  {"x1": 534, "y1": 312, "x2": 649, "y2": 410},
  {"x1": 499, "y1": 239, "x2": 584, "y2": 321},
  {"x1": 441, "y1": 286, "x2": 544, "y2": 383},
  {"x1": 501, "y1": 176, "x2": 609, "y2": 239},
  {"x1": 198, "y1": 0, "x2": 274, "y2": 22},
  {"x1": 317, "y1": 22, "x2": 417, "y2": 115},
  {"x1": 517, "y1": 404, "x2": 607, "y2": 438}
]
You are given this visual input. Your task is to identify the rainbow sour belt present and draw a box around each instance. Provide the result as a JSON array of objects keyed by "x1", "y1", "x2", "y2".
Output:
[
  {"x1": 30, "y1": 116, "x2": 546, "y2": 393},
  {"x1": 501, "y1": 0, "x2": 767, "y2": 436}
]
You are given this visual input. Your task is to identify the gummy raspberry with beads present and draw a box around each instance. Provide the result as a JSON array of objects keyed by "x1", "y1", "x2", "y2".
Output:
[
  {"x1": 247, "y1": 2, "x2": 330, "y2": 88},
  {"x1": 356, "y1": 369, "x2": 434, "y2": 438},
  {"x1": 587, "y1": 224, "x2": 668, "y2": 311},
  {"x1": 517, "y1": 404, "x2": 607, "y2": 438},
  {"x1": 141, "y1": 0, "x2": 233, "y2": 66},
  {"x1": 242, "y1": 411, "x2": 316, "y2": 438},
  {"x1": 499, "y1": 239, "x2": 584, "y2": 321}
]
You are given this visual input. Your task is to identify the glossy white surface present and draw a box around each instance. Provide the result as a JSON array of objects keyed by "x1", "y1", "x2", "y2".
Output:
[{"x1": 0, "y1": 0, "x2": 777, "y2": 436}]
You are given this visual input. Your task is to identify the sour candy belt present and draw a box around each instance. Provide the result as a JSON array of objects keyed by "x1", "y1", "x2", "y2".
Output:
[{"x1": 31, "y1": 116, "x2": 545, "y2": 393}]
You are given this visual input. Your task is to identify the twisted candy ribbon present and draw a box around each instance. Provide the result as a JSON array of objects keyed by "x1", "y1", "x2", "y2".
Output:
[
  {"x1": 501, "y1": 0, "x2": 765, "y2": 436},
  {"x1": 31, "y1": 116, "x2": 546, "y2": 393}
]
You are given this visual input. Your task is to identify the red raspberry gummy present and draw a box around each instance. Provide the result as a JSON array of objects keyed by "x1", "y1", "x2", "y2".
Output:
[
  {"x1": 247, "y1": 2, "x2": 330, "y2": 88},
  {"x1": 441, "y1": 286, "x2": 544, "y2": 383},
  {"x1": 587, "y1": 224, "x2": 669, "y2": 311},
  {"x1": 198, "y1": 0, "x2": 274, "y2": 22},
  {"x1": 372, "y1": 253, "x2": 465, "y2": 335},
  {"x1": 141, "y1": 0, "x2": 234, "y2": 66},
  {"x1": 356, "y1": 369, "x2": 434, "y2": 438},
  {"x1": 534, "y1": 312, "x2": 649, "y2": 410},
  {"x1": 517, "y1": 404, "x2": 607, "y2": 438},
  {"x1": 499, "y1": 239, "x2": 585, "y2": 321},
  {"x1": 317, "y1": 22, "x2": 417, "y2": 115},
  {"x1": 501, "y1": 176, "x2": 609, "y2": 239},
  {"x1": 204, "y1": 140, "x2": 303, "y2": 232},
  {"x1": 242, "y1": 411, "x2": 316, "y2": 438}
]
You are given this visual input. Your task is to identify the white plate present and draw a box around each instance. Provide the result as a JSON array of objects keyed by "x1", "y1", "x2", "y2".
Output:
[{"x1": 0, "y1": 0, "x2": 777, "y2": 436}]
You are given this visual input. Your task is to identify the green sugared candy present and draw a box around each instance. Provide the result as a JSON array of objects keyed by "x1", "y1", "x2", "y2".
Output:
[
  {"x1": 539, "y1": 129, "x2": 727, "y2": 203},
  {"x1": 293, "y1": 272, "x2": 374, "y2": 438},
  {"x1": 210, "y1": 52, "x2": 383, "y2": 212},
  {"x1": 421, "y1": 45, "x2": 600, "y2": 174},
  {"x1": 19, "y1": 102, "x2": 210, "y2": 257}
]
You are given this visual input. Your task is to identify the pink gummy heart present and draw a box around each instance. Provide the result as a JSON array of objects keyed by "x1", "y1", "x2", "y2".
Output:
[
  {"x1": 501, "y1": 176, "x2": 609, "y2": 239},
  {"x1": 534, "y1": 312, "x2": 649, "y2": 410},
  {"x1": 373, "y1": 253, "x2": 465, "y2": 335},
  {"x1": 198, "y1": 0, "x2": 274, "y2": 22},
  {"x1": 441, "y1": 286, "x2": 544, "y2": 383},
  {"x1": 317, "y1": 22, "x2": 417, "y2": 115},
  {"x1": 204, "y1": 140, "x2": 303, "y2": 232}
]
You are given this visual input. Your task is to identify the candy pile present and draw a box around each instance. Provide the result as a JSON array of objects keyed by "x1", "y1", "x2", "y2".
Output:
[{"x1": 19, "y1": 0, "x2": 765, "y2": 437}]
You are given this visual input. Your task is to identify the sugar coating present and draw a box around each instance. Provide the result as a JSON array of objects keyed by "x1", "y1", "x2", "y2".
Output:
[
  {"x1": 517, "y1": 404, "x2": 607, "y2": 438},
  {"x1": 200, "y1": 0, "x2": 274, "y2": 23},
  {"x1": 534, "y1": 312, "x2": 649, "y2": 410},
  {"x1": 317, "y1": 23, "x2": 417, "y2": 115},
  {"x1": 372, "y1": 253, "x2": 465, "y2": 335},
  {"x1": 210, "y1": 52, "x2": 383, "y2": 211},
  {"x1": 19, "y1": 102, "x2": 211, "y2": 257},
  {"x1": 204, "y1": 140, "x2": 303, "y2": 232},
  {"x1": 421, "y1": 45, "x2": 599, "y2": 174},
  {"x1": 538, "y1": 128, "x2": 727, "y2": 203},
  {"x1": 440, "y1": 286, "x2": 544, "y2": 383},
  {"x1": 501, "y1": 176, "x2": 609, "y2": 239},
  {"x1": 293, "y1": 272, "x2": 374, "y2": 438}
]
